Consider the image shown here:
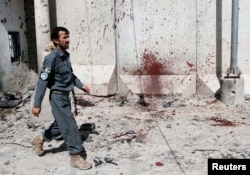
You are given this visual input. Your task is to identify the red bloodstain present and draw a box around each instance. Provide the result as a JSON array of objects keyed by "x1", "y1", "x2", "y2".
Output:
[
  {"x1": 208, "y1": 117, "x2": 245, "y2": 127},
  {"x1": 138, "y1": 50, "x2": 166, "y2": 95},
  {"x1": 186, "y1": 61, "x2": 195, "y2": 68},
  {"x1": 141, "y1": 50, "x2": 164, "y2": 75},
  {"x1": 155, "y1": 161, "x2": 164, "y2": 166}
]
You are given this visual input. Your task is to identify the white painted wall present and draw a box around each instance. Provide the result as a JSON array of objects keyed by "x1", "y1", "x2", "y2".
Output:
[
  {"x1": 35, "y1": 0, "x2": 250, "y2": 96},
  {"x1": 1, "y1": 0, "x2": 250, "y2": 96},
  {"x1": 0, "y1": 0, "x2": 29, "y2": 91},
  {"x1": 116, "y1": 0, "x2": 197, "y2": 95},
  {"x1": 34, "y1": 0, "x2": 51, "y2": 72},
  {"x1": 196, "y1": 0, "x2": 250, "y2": 95},
  {"x1": 51, "y1": 0, "x2": 117, "y2": 95}
]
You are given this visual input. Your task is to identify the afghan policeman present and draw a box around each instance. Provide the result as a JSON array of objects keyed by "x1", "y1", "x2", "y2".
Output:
[{"x1": 30, "y1": 26, "x2": 92, "y2": 170}]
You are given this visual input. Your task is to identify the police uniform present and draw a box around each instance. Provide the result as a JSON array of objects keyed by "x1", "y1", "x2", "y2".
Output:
[{"x1": 34, "y1": 48, "x2": 85, "y2": 155}]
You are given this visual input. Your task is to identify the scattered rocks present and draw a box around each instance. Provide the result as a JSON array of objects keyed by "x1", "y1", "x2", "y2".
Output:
[
  {"x1": 0, "y1": 125, "x2": 5, "y2": 133},
  {"x1": 1, "y1": 89, "x2": 250, "y2": 175}
]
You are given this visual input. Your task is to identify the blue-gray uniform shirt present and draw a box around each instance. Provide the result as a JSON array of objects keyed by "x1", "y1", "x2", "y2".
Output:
[{"x1": 34, "y1": 48, "x2": 83, "y2": 107}]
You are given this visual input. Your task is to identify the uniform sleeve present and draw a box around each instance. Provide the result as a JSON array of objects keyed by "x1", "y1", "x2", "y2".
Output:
[
  {"x1": 33, "y1": 56, "x2": 54, "y2": 107},
  {"x1": 73, "y1": 73, "x2": 84, "y2": 89}
]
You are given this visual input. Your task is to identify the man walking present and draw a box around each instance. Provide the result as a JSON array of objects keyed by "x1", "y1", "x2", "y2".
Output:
[{"x1": 30, "y1": 26, "x2": 92, "y2": 170}]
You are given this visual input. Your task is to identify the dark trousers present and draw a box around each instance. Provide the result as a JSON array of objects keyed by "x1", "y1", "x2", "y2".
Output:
[
  {"x1": 43, "y1": 120, "x2": 61, "y2": 140},
  {"x1": 43, "y1": 92, "x2": 85, "y2": 155}
]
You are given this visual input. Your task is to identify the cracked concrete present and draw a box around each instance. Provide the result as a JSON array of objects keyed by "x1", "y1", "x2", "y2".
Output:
[{"x1": 1, "y1": 86, "x2": 250, "y2": 175}]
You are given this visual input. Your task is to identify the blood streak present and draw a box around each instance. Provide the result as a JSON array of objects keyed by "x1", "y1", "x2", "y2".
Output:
[
  {"x1": 208, "y1": 117, "x2": 243, "y2": 127},
  {"x1": 140, "y1": 50, "x2": 166, "y2": 95},
  {"x1": 141, "y1": 50, "x2": 164, "y2": 75}
]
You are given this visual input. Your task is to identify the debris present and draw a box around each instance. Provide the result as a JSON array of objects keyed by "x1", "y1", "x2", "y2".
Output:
[
  {"x1": 79, "y1": 123, "x2": 95, "y2": 131},
  {"x1": 93, "y1": 157, "x2": 103, "y2": 167},
  {"x1": 106, "y1": 130, "x2": 137, "y2": 142},
  {"x1": 0, "y1": 92, "x2": 22, "y2": 108},
  {"x1": 4, "y1": 161, "x2": 10, "y2": 165},
  {"x1": 1, "y1": 88, "x2": 250, "y2": 175},
  {"x1": 104, "y1": 157, "x2": 118, "y2": 165},
  {"x1": 135, "y1": 131, "x2": 148, "y2": 143},
  {"x1": 137, "y1": 94, "x2": 150, "y2": 106},
  {"x1": 221, "y1": 153, "x2": 234, "y2": 159},
  {"x1": 163, "y1": 101, "x2": 173, "y2": 108},
  {"x1": 119, "y1": 99, "x2": 126, "y2": 106},
  {"x1": 4, "y1": 142, "x2": 33, "y2": 149},
  {"x1": 78, "y1": 123, "x2": 99, "y2": 141},
  {"x1": 76, "y1": 98, "x2": 96, "y2": 107},
  {"x1": 166, "y1": 124, "x2": 172, "y2": 128},
  {"x1": 27, "y1": 85, "x2": 36, "y2": 91},
  {"x1": 192, "y1": 149, "x2": 220, "y2": 153},
  {"x1": 0, "y1": 125, "x2": 5, "y2": 133},
  {"x1": 0, "y1": 99, "x2": 22, "y2": 108},
  {"x1": 0, "y1": 108, "x2": 13, "y2": 121},
  {"x1": 77, "y1": 95, "x2": 104, "y2": 106}
]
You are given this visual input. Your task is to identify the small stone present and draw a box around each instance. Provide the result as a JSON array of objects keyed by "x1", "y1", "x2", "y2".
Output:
[
  {"x1": 4, "y1": 161, "x2": 10, "y2": 165},
  {"x1": 0, "y1": 125, "x2": 5, "y2": 133},
  {"x1": 166, "y1": 124, "x2": 171, "y2": 128}
]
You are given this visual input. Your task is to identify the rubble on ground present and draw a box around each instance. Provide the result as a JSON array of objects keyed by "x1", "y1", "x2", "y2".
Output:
[{"x1": 1, "y1": 85, "x2": 250, "y2": 175}]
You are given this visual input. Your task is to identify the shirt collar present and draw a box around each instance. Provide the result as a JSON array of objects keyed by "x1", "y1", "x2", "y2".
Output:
[{"x1": 54, "y1": 48, "x2": 70, "y2": 58}]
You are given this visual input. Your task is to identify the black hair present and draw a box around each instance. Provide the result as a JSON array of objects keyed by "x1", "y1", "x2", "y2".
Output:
[{"x1": 50, "y1": 26, "x2": 69, "y2": 41}]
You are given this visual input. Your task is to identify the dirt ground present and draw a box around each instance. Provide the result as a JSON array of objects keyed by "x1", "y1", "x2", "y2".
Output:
[{"x1": 1, "y1": 87, "x2": 250, "y2": 175}]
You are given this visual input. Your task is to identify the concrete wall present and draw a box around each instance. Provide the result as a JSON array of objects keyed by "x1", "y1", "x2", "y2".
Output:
[
  {"x1": 197, "y1": 0, "x2": 250, "y2": 95},
  {"x1": 116, "y1": 0, "x2": 250, "y2": 96},
  {"x1": 0, "y1": 0, "x2": 30, "y2": 91},
  {"x1": 48, "y1": 0, "x2": 117, "y2": 95},
  {"x1": 1, "y1": 0, "x2": 250, "y2": 97},
  {"x1": 46, "y1": 0, "x2": 250, "y2": 96},
  {"x1": 117, "y1": 0, "x2": 197, "y2": 96}
]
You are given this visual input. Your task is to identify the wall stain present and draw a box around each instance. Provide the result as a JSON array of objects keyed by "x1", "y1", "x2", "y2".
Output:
[
  {"x1": 186, "y1": 61, "x2": 195, "y2": 68},
  {"x1": 132, "y1": 50, "x2": 172, "y2": 95},
  {"x1": 186, "y1": 61, "x2": 196, "y2": 72},
  {"x1": 140, "y1": 50, "x2": 165, "y2": 75},
  {"x1": 103, "y1": 24, "x2": 108, "y2": 38},
  {"x1": 1, "y1": 18, "x2": 7, "y2": 23},
  {"x1": 20, "y1": 22, "x2": 23, "y2": 28}
]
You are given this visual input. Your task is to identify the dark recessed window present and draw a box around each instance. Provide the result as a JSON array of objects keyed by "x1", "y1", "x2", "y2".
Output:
[{"x1": 8, "y1": 32, "x2": 21, "y2": 63}]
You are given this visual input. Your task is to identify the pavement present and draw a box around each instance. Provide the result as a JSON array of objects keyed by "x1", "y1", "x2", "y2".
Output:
[{"x1": 1, "y1": 88, "x2": 250, "y2": 175}]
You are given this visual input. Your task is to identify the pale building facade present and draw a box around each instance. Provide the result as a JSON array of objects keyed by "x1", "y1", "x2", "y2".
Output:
[{"x1": 0, "y1": 0, "x2": 250, "y2": 97}]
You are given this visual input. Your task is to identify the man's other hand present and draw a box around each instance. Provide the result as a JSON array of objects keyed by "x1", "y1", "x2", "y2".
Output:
[
  {"x1": 32, "y1": 107, "x2": 41, "y2": 117},
  {"x1": 82, "y1": 85, "x2": 90, "y2": 94}
]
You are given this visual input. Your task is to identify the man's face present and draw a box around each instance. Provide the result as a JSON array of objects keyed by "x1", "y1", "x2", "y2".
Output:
[{"x1": 54, "y1": 31, "x2": 70, "y2": 51}]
